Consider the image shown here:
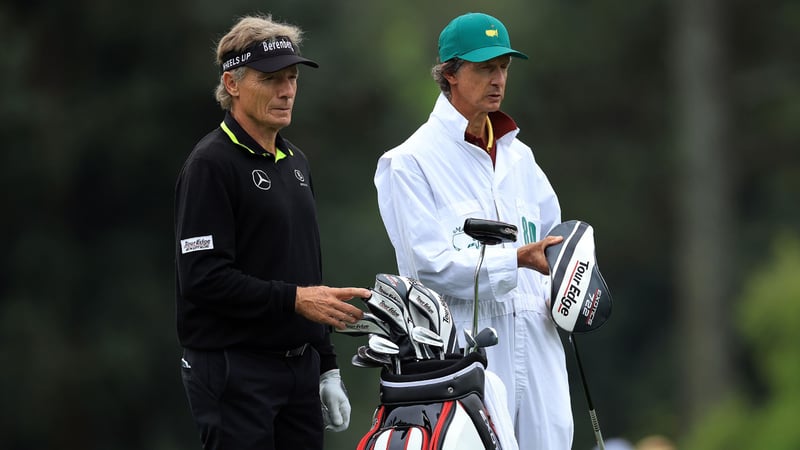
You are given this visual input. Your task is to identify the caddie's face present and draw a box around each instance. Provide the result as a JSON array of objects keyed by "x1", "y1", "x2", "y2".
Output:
[
  {"x1": 447, "y1": 55, "x2": 511, "y2": 118},
  {"x1": 228, "y1": 65, "x2": 299, "y2": 132}
]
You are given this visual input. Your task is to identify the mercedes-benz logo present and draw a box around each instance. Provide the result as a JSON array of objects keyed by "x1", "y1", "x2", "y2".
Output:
[
  {"x1": 252, "y1": 169, "x2": 272, "y2": 190},
  {"x1": 294, "y1": 169, "x2": 305, "y2": 182}
]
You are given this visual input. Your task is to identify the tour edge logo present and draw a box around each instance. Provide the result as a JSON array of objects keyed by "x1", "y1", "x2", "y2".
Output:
[
  {"x1": 557, "y1": 260, "x2": 590, "y2": 317},
  {"x1": 181, "y1": 235, "x2": 214, "y2": 254}
]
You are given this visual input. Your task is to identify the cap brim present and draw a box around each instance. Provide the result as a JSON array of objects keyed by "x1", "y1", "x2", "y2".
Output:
[
  {"x1": 247, "y1": 55, "x2": 319, "y2": 73},
  {"x1": 459, "y1": 47, "x2": 528, "y2": 62}
]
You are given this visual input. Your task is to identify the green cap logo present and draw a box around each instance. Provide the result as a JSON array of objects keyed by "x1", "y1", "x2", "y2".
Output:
[{"x1": 438, "y1": 13, "x2": 529, "y2": 63}]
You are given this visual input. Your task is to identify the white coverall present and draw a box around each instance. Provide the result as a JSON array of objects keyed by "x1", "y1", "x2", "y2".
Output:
[{"x1": 374, "y1": 93, "x2": 574, "y2": 449}]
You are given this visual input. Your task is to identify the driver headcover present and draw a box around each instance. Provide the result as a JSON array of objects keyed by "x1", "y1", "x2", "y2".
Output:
[{"x1": 545, "y1": 220, "x2": 612, "y2": 333}]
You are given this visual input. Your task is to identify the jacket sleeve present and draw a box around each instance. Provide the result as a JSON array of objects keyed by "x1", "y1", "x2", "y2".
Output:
[
  {"x1": 175, "y1": 156, "x2": 296, "y2": 320},
  {"x1": 374, "y1": 152, "x2": 518, "y2": 301}
]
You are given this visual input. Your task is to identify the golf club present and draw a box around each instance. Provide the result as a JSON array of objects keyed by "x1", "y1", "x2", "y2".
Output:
[
  {"x1": 368, "y1": 334, "x2": 400, "y2": 355},
  {"x1": 369, "y1": 334, "x2": 402, "y2": 374},
  {"x1": 570, "y1": 334, "x2": 605, "y2": 450},
  {"x1": 544, "y1": 220, "x2": 613, "y2": 450},
  {"x1": 463, "y1": 328, "x2": 476, "y2": 354},
  {"x1": 367, "y1": 281, "x2": 428, "y2": 360},
  {"x1": 411, "y1": 326, "x2": 445, "y2": 360},
  {"x1": 351, "y1": 353, "x2": 384, "y2": 369},
  {"x1": 358, "y1": 345, "x2": 392, "y2": 367},
  {"x1": 463, "y1": 218, "x2": 518, "y2": 351},
  {"x1": 474, "y1": 326, "x2": 499, "y2": 348},
  {"x1": 406, "y1": 284, "x2": 441, "y2": 335},
  {"x1": 338, "y1": 312, "x2": 392, "y2": 338}
]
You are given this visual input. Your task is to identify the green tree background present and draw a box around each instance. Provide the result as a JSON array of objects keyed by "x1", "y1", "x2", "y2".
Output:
[{"x1": 0, "y1": 0, "x2": 797, "y2": 449}]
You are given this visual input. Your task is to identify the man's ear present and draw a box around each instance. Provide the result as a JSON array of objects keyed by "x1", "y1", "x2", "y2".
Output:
[
  {"x1": 443, "y1": 70, "x2": 458, "y2": 87},
  {"x1": 222, "y1": 71, "x2": 240, "y2": 97}
]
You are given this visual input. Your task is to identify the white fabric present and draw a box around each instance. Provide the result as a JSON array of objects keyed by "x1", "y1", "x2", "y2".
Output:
[
  {"x1": 319, "y1": 369, "x2": 350, "y2": 432},
  {"x1": 484, "y1": 369, "x2": 519, "y2": 450},
  {"x1": 374, "y1": 93, "x2": 573, "y2": 449}
]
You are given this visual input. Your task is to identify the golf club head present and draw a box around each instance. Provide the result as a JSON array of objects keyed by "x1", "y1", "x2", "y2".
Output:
[
  {"x1": 371, "y1": 274, "x2": 420, "y2": 339},
  {"x1": 463, "y1": 328, "x2": 476, "y2": 353},
  {"x1": 411, "y1": 326, "x2": 444, "y2": 348},
  {"x1": 368, "y1": 334, "x2": 400, "y2": 355},
  {"x1": 336, "y1": 312, "x2": 391, "y2": 338},
  {"x1": 365, "y1": 348, "x2": 392, "y2": 365},
  {"x1": 545, "y1": 220, "x2": 612, "y2": 333},
  {"x1": 357, "y1": 345, "x2": 392, "y2": 366},
  {"x1": 363, "y1": 290, "x2": 410, "y2": 336},
  {"x1": 351, "y1": 353, "x2": 383, "y2": 369},
  {"x1": 372, "y1": 274, "x2": 440, "y2": 360},
  {"x1": 463, "y1": 218, "x2": 518, "y2": 246},
  {"x1": 474, "y1": 326, "x2": 499, "y2": 348},
  {"x1": 374, "y1": 274, "x2": 414, "y2": 314},
  {"x1": 408, "y1": 282, "x2": 459, "y2": 354},
  {"x1": 406, "y1": 284, "x2": 439, "y2": 334}
]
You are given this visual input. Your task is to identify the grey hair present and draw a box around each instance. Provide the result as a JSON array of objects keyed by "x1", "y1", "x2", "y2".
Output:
[
  {"x1": 213, "y1": 14, "x2": 306, "y2": 110},
  {"x1": 431, "y1": 58, "x2": 465, "y2": 99}
]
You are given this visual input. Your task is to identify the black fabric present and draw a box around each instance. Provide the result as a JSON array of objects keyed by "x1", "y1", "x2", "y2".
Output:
[
  {"x1": 175, "y1": 111, "x2": 336, "y2": 372},
  {"x1": 181, "y1": 347, "x2": 323, "y2": 450},
  {"x1": 379, "y1": 353, "x2": 487, "y2": 405},
  {"x1": 220, "y1": 36, "x2": 319, "y2": 73}
]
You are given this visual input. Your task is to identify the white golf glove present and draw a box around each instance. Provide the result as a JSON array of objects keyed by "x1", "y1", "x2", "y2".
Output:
[{"x1": 319, "y1": 369, "x2": 350, "y2": 432}]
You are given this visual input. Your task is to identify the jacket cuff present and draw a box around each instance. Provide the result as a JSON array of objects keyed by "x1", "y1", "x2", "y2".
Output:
[
  {"x1": 284, "y1": 284, "x2": 298, "y2": 314},
  {"x1": 319, "y1": 353, "x2": 338, "y2": 374}
]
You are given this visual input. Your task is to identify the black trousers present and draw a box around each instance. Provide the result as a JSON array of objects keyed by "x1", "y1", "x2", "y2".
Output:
[{"x1": 181, "y1": 347, "x2": 323, "y2": 450}]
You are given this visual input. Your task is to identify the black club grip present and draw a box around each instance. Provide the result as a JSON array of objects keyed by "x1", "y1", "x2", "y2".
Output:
[{"x1": 463, "y1": 218, "x2": 518, "y2": 245}]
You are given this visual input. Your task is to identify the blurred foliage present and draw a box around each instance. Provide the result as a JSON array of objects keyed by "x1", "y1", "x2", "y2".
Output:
[
  {"x1": 0, "y1": 0, "x2": 797, "y2": 449},
  {"x1": 683, "y1": 233, "x2": 800, "y2": 449}
]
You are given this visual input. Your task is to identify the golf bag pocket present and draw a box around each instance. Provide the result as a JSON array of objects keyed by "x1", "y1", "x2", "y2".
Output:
[{"x1": 356, "y1": 352, "x2": 502, "y2": 450}]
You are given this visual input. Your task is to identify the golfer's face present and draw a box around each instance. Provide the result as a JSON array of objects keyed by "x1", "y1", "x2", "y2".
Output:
[
  {"x1": 450, "y1": 56, "x2": 510, "y2": 116},
  {"x1": 236, "y1": 65, "x2": 299, "y2": 131}
]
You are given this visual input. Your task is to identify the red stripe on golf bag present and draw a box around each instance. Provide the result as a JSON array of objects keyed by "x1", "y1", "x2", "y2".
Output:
[
  {"x1": 428, "y1": 401, "x2": 455, "y2": 449},
  {"x1": 357, "y1": 405, "x2": 386, "y2": 450}
]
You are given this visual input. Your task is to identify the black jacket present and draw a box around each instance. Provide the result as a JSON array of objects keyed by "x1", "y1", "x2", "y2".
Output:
[{"x1": 174, "y1": 112, "x2": 337, "y2": 372}]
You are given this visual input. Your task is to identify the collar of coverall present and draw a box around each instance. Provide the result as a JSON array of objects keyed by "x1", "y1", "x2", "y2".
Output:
[{"x1": 464, "y1": 110, "x2": 517, "y2": 150}]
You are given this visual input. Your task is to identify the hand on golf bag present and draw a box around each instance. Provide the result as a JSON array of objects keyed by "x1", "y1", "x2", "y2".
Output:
[{"x1": 319, "y1": 369, "x2": 350, "y2": 432}]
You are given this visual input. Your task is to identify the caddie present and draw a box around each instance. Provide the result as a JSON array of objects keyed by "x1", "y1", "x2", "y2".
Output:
[{"x1": 374, "y1": 12, "x2": 573, "y2": 449}]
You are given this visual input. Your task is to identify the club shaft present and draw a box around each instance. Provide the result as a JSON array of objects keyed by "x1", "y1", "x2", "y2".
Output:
[
  {"x1": 472, "y1": 245, "x2": 486, "y2": 340},
  {"x1": 570, "y1": 334, "x2": 605, "y2": 450}
]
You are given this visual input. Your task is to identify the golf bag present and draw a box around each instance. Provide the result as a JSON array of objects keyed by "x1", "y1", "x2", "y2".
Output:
[
  {"x1": 338, "y1": 274, "x2": 507, "y2": 450},
  {"x1": 357, "y1": 352, "x2": 501, "y2": 450}
]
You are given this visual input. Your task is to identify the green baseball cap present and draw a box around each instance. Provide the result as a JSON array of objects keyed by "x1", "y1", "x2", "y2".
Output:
[{"x1": 438, "y1": 13, "x2": 528, "y2": 63}]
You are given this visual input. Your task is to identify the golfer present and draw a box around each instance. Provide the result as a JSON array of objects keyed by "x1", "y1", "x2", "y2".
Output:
[
  {"x1": 374, "y1": 12, "x2": 573, "y2": 449},
  {"x1": 175, "y1": 14, "x2": 370, "y2": 450}
]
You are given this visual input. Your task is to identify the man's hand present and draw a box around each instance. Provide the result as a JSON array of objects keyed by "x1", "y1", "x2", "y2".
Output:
[
  {"x1": 295, "y1": 286, "x2": 369, "y2": 329},
  {"x1": 517, "y1": 235, "x2": 563, "y2": 275},
  {"x1": 319, "y1": 369, "x2": 350, "y2": 432}
]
